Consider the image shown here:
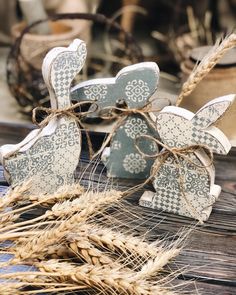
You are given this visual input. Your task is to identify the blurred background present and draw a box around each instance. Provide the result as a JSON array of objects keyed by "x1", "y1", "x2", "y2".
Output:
[{"x1": 0, "y1": 0, "x2": 236, "y2": 125}]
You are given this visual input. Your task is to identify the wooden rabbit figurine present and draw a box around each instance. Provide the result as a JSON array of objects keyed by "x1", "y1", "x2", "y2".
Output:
[
  {"x1": 140, "y1": 94, "x2": 235, "y2": 221},
  {"x1": 71, "y1": 62, "x2": 159, "y2": 117},
  {"x1": 72, "y1": 62, "x2": 160, "y2": 179},
  {"x1": 0, "y1": 39, "x2": 87, "y2": 194}
]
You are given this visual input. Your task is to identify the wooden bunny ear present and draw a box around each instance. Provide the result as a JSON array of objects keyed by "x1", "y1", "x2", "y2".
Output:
[
  {"x1": 71, "y1": 62, "x2": 159, "y2": 115},
  {"x1": 71, "y1": 77, "x2": 115, "y2": 106},
  {"x1": 191, "y1": 94, "x2": 235, "y2": 128},
  {"x1": 118, "y1": 62, "x2": 159, "y2": 108},
  {"x1": 42, "y1": 39, "x2": 87, "y2": 108},
  {"x1": 198, "y1": 126, "x2": 231, "y2": 154}
]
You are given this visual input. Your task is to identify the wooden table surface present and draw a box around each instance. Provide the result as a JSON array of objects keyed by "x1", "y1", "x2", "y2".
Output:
[{"x1": 0, "y1": 122, "x2": 235, "y2": 295}]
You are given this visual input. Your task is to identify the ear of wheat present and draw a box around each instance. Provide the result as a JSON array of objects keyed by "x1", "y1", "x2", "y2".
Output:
[
  {"x1": 0, "y1": 179, "x2": 190, "y2": 295},
  {"x1": 69, "y1": 223, "x2": 163, "y2": 259},
  {"x1": 35, "y1": 259, "x2": 179, "y2": 295},
  {"x1": 177, "y1": 33, "x2": 236, "y2": 105},
  {"x1": 68, "y1": 236, "x2": 117, "y2": 267},
  {"x1": 0, "y1": 181, "x2": 31, "y2": 210},
  {"x1": 0, "y1": 183, "x2": 84, "y2": 234},
  {"x1": 9, "y1": 190, "x2": 123, "y2": 263}
]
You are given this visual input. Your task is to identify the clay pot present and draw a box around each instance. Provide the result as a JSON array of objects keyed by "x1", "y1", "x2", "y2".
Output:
[
  {"x1": 11, "y1": 20, "x2": 90, "y2": 69},
  {"x1": 180, "y1": 46, "x2": 236, "y2": 146}
]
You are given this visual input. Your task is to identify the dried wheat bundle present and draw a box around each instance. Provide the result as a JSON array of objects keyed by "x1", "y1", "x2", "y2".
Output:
[
  {"x1": 2, "y1": 218, "x2": 165, "y2": 264},
  {"x1": 4, "y1": 190, "x2": 123, "y2": 264},
  {"x1": 0, "y1": 283, "x2": 22, "y2": 295},
  {"x1": 177, "y1": 33, "x2": 236, "y2": 105},
  {"x1": 0, "y1": 178, "x2": 192, "y2": 294},
  {"x1": 0, "y1": 183, "x2": 84, "y2": 234},
  {"x1": 0, "y1": 181, "x2": 31, "y2": 210},
  {"x1": 69, "y1": 223, "x2": 163, "y2": 260},
  {"x1": 0, "y1": 190, "x2": 123, "y2": 242},
  {"x1": 35, "y1": 259, "x2": 179, "y2": 295}
]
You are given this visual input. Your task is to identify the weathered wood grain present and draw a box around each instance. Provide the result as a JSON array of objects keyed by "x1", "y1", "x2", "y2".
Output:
[{"x1": 0, "y1": 122, "x2": 236, "y2": 294}]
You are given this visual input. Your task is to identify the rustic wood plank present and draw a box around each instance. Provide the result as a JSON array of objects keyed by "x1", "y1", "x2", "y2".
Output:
[
  {"x1": 175, "y1": 279, "x2": 236, "y2": 295},
  {"x1": 0, "y1": 122, "x2": 236, "y2": 293}
]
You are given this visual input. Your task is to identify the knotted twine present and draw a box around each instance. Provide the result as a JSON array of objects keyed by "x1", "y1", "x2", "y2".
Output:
[
  {"x1": 31, "y1": 101, "x2": 213, "y2": 222},
  {"x1": 32, "y1": 101, "x2": 97, "y2": 159},
  {"x1": 2, "y1": 101, "x2": 97, "y2": 168},
  {"x1": 91, "y1": 102, "x2": 160, "y2": 159},
  {"x1": 134, "y1": 134, "x2": 214, "y2": 223},
  {"x1": 88, "y1": 103, "x2": 214, "y2": 222}
]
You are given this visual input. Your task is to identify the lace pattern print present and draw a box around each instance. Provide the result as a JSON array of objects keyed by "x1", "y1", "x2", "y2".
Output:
[
  {"x1": 84, "y1": 85, "x2": 108, "y2": 101},
  {"x1": 125, "y1": 79, "x2": 150, "y2": 103},
  {"x1": 140, "y1": 94, "x2": 235, "y2": 221},
  {"x1": 1, "y1": 39, "x2": 87, "y2": 194},
  {"x1": 71, "y1": 62, "x2": 160, "y2": 179}
]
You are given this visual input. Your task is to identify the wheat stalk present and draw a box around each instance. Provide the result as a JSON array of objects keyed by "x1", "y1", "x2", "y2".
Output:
[
  {"x1": 67, "y1": 235, "x2": 180, "y2": 277},
  {"x1": 8, "y1": 190, "x2": 123, "y2": 264},
  {"x1": 70, "y1": 223, "x2": 163, "y2": 259},
  {"x1": 36, "y1": 259, "x2": 179, "y2": 295},
  {"x1": 67, "y1": 228, "x2": 180, "y2": 274},
  {"x1": 0, "y1": 181, "x2": 31, "y2": 211},
  {"x1": 0, "y1": 281, "x2": 84, "y2": 295},
  {"x1": 177, "y1": 33, "x2": 236, "y2": 106},
  {"x1": 0, "y1": 283, "x2": 23, "y2": 295},
  {"x1": 0, "y1": 188, "x2": 117, "y2": 238},
  {"x1": 135, "y1": 248, "x2": 181, "y2": 280},
  {"x1": 0, "y1": 183, "x2": 84, "y2": 234},
  {"x1": 0, "y1": 213, "x2": 20, "y2": 229},
  {"x1": 68, "y1": 236, "x2": 115, "y2": 266},
  {"x1": 28, "y1": 183, "x2": 84, "y2": 205}
]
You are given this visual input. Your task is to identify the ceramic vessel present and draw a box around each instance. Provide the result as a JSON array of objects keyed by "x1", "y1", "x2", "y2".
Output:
[{"x1": 11, "y1": 20, "x2": 90, "y2": 69}]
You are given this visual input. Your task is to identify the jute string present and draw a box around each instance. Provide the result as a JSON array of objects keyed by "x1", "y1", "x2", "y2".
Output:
[
  {"x1": 177, "y1": 33, "x2": 236, "y2": 106},
  {"x1": 88, "y1": 103, "x2": 214, "y2": 222},
  {"x1": 133, "y1": 134, "x2": 214, "y2": 223},
  {"x1": 32, "y1": 101, "x2": 97, "y2": 158},
  {"x1": 92, "y1": 102, "x2": 159, "y2": 159},
  {"x1": 26, "y1": 101, "x2": 213, "y2": 222}
]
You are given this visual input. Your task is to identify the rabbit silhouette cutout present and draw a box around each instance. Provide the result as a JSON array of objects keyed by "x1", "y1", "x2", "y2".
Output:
[
  {"x1": 72, "y1": 62, "x2": 160, "y2": 178},
  {"x1": 140, "y1": 94, "x2": 235, "y2": 220},
  {"x1": 0, "y1": 39, "x2": 87, "y2": 194},
  {"x1": 104, "y1": 64, "x2": 160, "y2": 178},
  {"x1": 71, "y1": 62, "x2": 159, "y2": 117}
]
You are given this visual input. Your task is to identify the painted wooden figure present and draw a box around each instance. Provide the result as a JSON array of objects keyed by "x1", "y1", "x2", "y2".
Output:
[
  {"x1": 72, "y1": 62, "x2": 160, "y2": 179},
  {"x1": 0, "y1": 39, "x2": 87, "y2": 194},
  {"x1": 140, "y1": 95, "x2": 235, "y2": 221}
]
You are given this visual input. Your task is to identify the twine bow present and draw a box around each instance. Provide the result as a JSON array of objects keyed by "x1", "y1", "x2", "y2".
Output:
[
  {"x1": 32, "y1": 101, "x2": 98, "y2": 158},
  {"x1": 134, "y1": 134, "x2": 214, "y2": 223},
  {"x1": 92, "y1": 102, "x2": 160, "y2": 159}
]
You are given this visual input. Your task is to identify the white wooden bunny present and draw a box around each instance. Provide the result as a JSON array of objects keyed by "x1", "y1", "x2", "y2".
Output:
[
  {"x1": 0, "y1": 39, "x2": 87, "y2": 194},
  {"x1": 140, "y1": 94, "x2": 235, "y2": 221}
]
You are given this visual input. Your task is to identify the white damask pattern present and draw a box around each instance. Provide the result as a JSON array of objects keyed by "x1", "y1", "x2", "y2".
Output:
[
  {"x1": 124, "y1": 117, "x2": 148, "y2": 139},
  {"x1": 111, "y1": 140, "x2": 121, "y2": 150},
  {"x1": 125, "y1": 79, "x2": 150, "y2": 103},
  {"x1": 150, "y1": 141, "x2": 158, "y2": 152},
  {"x1": 123, "y1": 153, "x2": 147, "y2": 174},
  {"x1": 84, "y1": 85, "x2": 108, "y2": 101}
]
